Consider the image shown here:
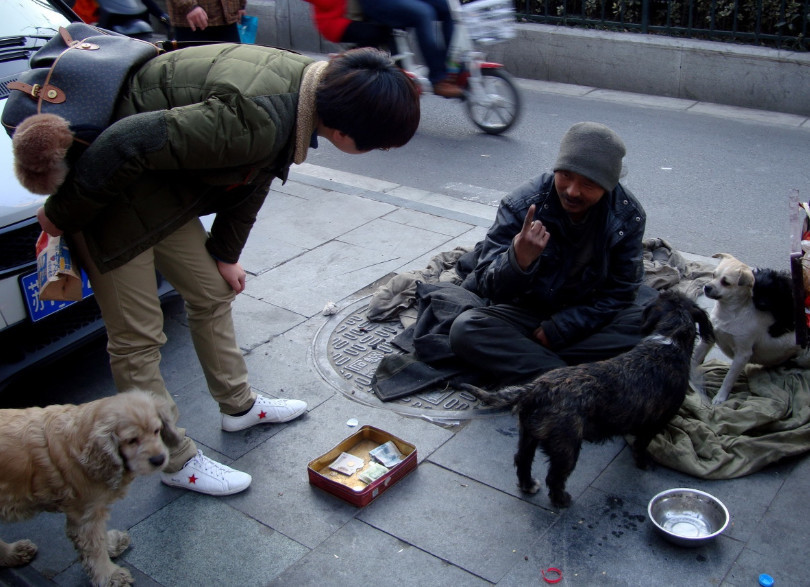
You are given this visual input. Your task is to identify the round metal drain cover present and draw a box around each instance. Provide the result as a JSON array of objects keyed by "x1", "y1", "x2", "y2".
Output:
[{"x1": 312, "y1": 296, "x2": 500, "y2": 420}]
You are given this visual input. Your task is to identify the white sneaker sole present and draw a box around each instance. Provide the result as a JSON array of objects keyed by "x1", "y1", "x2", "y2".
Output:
[{"x1": 160, "y1": 475, "x2": 251, "y2": 496}]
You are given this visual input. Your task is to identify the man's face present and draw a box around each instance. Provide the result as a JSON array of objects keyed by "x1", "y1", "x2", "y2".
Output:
[{"x1": 554, "y1": 170, "x2": 606, "y2": 221}]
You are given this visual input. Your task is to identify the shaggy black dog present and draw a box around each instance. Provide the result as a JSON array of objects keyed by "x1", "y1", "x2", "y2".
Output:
[{"x1": 462, "y1": 290, "x2": 714, "y2": 508}]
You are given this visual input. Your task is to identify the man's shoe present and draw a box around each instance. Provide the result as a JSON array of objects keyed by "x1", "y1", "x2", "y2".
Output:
[
  {"x1": 433, "y1": 79, "x2": 464, "y2": 98},
  {"x1": 221, "y1": 395, "x2": 307, "y2": 432},
  {"x1": 160, "y1": 450, "x2": 251, "y2": 496}
]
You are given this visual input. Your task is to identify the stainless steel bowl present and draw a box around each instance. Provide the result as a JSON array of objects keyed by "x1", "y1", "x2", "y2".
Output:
[{"x1": 648, "y1": 488, "x2": 730, "y2": 547}]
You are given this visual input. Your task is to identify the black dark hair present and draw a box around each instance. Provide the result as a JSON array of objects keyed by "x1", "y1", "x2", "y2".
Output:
[
  {"x1": 752, "y1": 267, "x2": 796, "y2": 337},
  {"x1": 316, "y1": 47, "x2": 420, "y2": 151}
]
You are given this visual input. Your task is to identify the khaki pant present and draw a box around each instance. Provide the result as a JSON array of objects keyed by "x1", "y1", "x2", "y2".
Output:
[{"x1": 76, "y1": 219, "x2": 255, "y2": 471}]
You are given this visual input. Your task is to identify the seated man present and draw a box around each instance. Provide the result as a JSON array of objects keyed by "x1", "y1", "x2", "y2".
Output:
[{"x1": 449, "y1": 122, "x2": 653, "y2": 385}]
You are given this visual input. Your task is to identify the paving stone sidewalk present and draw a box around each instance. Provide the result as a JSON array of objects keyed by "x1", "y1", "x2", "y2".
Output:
[{"x1": 1, "y1": 164, "x2": 806, "y2": 586}]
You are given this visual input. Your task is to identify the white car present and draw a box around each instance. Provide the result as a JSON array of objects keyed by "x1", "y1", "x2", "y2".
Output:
[{"x1": 0, "y1": 0, "x2": 173, "y2": 390}]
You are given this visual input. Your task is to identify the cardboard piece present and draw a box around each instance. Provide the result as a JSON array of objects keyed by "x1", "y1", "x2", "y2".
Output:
[{"x1": 35, "y1": 231, "x2": 82, "y2": 301}]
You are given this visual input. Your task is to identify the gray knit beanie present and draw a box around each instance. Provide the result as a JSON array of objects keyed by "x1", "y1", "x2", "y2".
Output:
[{"x1": 553, "y1": 122, "x2": 626, "y2": 191}]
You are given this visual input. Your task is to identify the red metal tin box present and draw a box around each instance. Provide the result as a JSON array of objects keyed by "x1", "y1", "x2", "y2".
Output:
[{"x1": 307, "y1": 425, "x2": 417, "y2": 507}]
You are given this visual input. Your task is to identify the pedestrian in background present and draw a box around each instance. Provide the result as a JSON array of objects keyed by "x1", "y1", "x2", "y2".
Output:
[{"x1": 167, "y1": 0, "x2": 244, "y2": 42}]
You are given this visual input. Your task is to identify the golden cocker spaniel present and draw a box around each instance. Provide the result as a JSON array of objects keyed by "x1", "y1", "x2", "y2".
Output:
[{"x1": 0, "y1": 390, "x2": 180, "y2": 586}]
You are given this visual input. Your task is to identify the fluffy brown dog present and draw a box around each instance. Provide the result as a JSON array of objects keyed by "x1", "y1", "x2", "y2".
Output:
[
  {"x1": 462, "y1": 291, "x2": 714, "y2": 508},
  {"x1": 0, "y1": 390, "x2": 180, "y2": 586}
]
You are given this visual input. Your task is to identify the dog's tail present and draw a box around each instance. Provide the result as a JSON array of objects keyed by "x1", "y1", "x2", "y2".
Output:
[
  {"x1": 458, "y1": 382, "x2": 524, "y2": 408},
  {"x1": 691, "y1": 302, "x2": 715, "y2": 346}
]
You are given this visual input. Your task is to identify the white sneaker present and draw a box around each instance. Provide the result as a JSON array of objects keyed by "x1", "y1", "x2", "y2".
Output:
[
  {"x1": 221, "y1": 395, "x2": 307, "y2": 432},
  {"x1": 160, "y1": 451, "x2": 251, "y2": 496}
]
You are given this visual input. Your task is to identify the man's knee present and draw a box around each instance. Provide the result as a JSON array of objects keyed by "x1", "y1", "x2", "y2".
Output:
[
  {"x1": 449, "y1": 310, "x2": 478, "y2": 355},
  {"x1": 449, "y1": 307, "x2": 497, "y2": 356},
  {"x1": 610, "y1": 303, "x2": 646, "y2": 333}
]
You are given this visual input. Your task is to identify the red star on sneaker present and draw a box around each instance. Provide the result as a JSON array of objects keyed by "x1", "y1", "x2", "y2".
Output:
[
  {"x1": 188, "y1": 474, "x2": 197, "y2": 484},
  {"x1": 258, "y1": 410, "x2": 267, "y2": 420}
]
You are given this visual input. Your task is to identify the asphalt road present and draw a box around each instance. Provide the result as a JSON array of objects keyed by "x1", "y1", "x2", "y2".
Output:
[{"x1": 305, "y1": 79, "x2": 810, "y2": 271}]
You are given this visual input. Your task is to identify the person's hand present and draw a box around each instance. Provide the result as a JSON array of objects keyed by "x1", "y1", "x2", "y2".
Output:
[
  {"x1": 37, "y1": 206, "x2": 63, "y2": 237},
  {"x1": 237, "y1": 9, "x2": 246, "y2": 19},
  {"x1": 512, "y1": 204, "x2": 550, "y2": 270},
  {"x1": 186, "y1": 5, "x2": 208, "y2": 30},
  {"x1": 533, "y1": 326, "x2": 550, "y2": 347},
  {"x1": 216, "y1": 260, "x2": 246, "y2": 294}
]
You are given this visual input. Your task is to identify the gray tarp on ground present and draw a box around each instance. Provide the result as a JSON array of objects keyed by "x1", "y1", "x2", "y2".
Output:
[
  {"x1": 367, "y1": 246, "x2": 472, "y2": 327},
  {"x1": 367, "y1": 238, "x2": 810, "y2": 479}
]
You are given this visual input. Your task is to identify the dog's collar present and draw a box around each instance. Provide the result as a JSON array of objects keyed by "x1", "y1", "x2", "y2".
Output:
[{"x1": 646, "y1": 334, "x2": 674, "y2": 346}]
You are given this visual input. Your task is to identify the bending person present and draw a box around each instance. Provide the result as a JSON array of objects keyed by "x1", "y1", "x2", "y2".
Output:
[{"x1": 31, "y1": 46, "x2": 420, "y2": 496}]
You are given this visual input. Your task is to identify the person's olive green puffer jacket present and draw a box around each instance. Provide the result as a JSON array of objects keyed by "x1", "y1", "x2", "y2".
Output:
[{"x1": 44, "y1": 44, "x2": 314, "y2": 273}]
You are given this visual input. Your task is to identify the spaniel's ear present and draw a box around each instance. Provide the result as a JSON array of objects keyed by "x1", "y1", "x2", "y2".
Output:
[
  {"x1": 153, "y1": 395, "x2": 183, "y2": 449},
  {"x1": 80, "y1": 413, "x2": 125, "y2": 489}
]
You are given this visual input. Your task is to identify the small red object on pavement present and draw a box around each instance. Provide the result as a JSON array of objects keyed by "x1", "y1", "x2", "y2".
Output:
[{"x1": 542, "y1": 567, "x2": 562, "y2": 583}]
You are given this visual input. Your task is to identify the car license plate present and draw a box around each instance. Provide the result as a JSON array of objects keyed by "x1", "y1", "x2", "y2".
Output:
[{"x1": 20, "y1": 270, "x2": 94, "y2": 322}]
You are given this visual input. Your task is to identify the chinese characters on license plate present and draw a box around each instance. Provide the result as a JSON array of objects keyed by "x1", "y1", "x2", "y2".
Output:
[{"x1": 20, "y1": 270, "x2": 94, "y2": 322}]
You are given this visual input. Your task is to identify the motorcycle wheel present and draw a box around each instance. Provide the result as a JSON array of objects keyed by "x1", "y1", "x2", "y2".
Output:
[{"x1": 464, "y1": 68, "x2": 521, "y2": 135}]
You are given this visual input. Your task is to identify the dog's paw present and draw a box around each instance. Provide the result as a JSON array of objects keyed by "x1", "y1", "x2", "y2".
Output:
[
  {"x1": 633, "y1": 455, "x2": 652, "y2": 470},
  {"x1": 518, "y1": 478, "x2": 542, "y2": 494},
  {"x1": 0, "y1": 539, "x2": 38, "y2": 567},
  {"x1": 631, "y1": 446, "x2": 653, "y2": 470},
  {"x1": 711, "y1": 393, "x2": 729, "y2": 406},
  {"x1": 106, "y1": 530, "x2": 131, "y2": 558},
  {"x1": 694, "y1": 390, "x2": 711, "y2": 406},
  {"x1": 549, "y1": 490, "x2": 572, "y2": 509},
  {"x1": 105, "y1": 564, "x2": 134, "y2": 587}
]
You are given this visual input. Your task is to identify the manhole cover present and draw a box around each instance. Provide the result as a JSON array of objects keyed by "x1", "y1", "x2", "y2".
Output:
[{"x1": 312, "y1": 296, "x2": 502, "y2": 420}]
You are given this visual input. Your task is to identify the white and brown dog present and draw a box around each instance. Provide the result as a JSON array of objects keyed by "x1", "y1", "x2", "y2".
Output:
[
  {"x1": 0, "y1": 390, "x2": 180, "y2": 586},
  {"x1": 692, "y1": 253, "x2": 810, "y2": 404}
]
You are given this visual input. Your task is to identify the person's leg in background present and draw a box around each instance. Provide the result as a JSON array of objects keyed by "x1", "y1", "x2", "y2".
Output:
[
  {"x1": 342, "y1": 20, "x2": 395, "y2": 51},
  {"x1": 418, "y1": 0, "x2": 454, "y2": 61},
  {"x1": 358, "y1": 0, "x2": 461, "y2": 96},
  {"x1": 174, "y1": 23, "x2": 241, "y2": 43}
]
